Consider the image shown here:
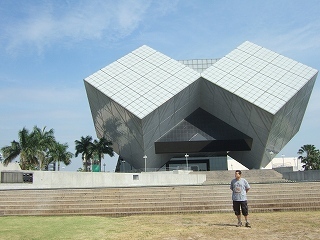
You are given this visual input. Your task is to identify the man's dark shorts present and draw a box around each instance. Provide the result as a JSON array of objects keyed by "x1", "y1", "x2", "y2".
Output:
[{"x1": 233, "y1": 201, "x2": 248, "y2": 216}]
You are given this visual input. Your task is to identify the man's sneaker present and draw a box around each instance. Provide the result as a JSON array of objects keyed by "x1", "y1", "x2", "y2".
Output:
[
  {"x1": 245, "y1": 222, "x2": 251, "y2": 228},
  {"x1": 236, "y1": 222, "x2": 242, "y2": 227}
]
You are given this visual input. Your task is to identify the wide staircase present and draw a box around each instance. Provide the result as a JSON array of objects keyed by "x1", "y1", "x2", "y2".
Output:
[{"x1": 0, "y1": 170, "x2": 319, "y2": 217}]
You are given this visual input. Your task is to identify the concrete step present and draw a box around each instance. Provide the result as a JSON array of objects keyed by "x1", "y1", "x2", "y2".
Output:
[
  {"x1": 2, "y1": 197, "x2": 320, "y2": 211},
  {"x1": 1, "y1": 191, "x2": 319, "y2": 202},
  {"x1": 2, "y1": 201, "x2": 320, "y2": 216},
  {"x1": 0, "y1": 182, "x2": 319, "y2": 216}
]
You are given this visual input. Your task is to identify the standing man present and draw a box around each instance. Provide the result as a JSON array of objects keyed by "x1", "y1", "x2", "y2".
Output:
[{"x1": 230, "y1": 170, "x2": 251, "y2": 227}]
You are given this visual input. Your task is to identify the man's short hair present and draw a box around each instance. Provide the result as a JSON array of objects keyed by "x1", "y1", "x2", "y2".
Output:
[{"x1": 235, "y1": 170, "x2": 242, "y2": 175}]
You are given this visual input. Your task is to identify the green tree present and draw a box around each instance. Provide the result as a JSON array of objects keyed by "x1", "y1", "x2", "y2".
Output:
[
  {"x1": 297, "y1": 144, "x2": 320, "y2": 170},
  {"x1": 0, "y1": 126, "x2": 68, "y2": 170},
  {"x1": 92, "y1": 137, "x2": 114, "y2": 171},
  {"x1": 1, "y1": 127, "x2": 38, "y2": 169},
  {"x1": 32, "y1": 126, "x2": 55, "y2": 170},
  {"x1": 75, "y1": 136, "x2": 94, "y2": 172},
  {"x1": 47, "y1": 142, "x2": 73, "y2": 171}
]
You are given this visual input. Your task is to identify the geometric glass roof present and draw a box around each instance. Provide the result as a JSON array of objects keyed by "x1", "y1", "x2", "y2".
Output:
[
  {"x1": 85, "y1": 45, "x2": 200, "y2": 119},
  {"x1": 202, "y1": 41, "x2": 318, "y2": 114},
  {"x1": 86, "y1": 42, "x2": 318, "y2": 118}
]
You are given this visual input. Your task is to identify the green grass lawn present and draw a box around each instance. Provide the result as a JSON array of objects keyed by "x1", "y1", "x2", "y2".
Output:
[{"x1": 0, "y1": 212, "x2": 319, "y2": 240}]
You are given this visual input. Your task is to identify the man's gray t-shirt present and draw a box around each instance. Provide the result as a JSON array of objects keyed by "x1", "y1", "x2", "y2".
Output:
[{"x1": 230, "y1": 178, "x2": 250, "y2": 201}]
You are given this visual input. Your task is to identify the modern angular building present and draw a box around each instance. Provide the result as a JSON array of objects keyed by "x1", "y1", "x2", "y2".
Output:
[{"x1": 84, "y1": 41, "x2": 318, "y2": 171}]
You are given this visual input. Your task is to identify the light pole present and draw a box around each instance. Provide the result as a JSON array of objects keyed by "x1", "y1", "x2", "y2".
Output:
[
  {"x1": 281, "y1": 154, "x2": 285, "y2": 167},
  {"x1": 143, "y1": 155, "x2": 147, "y2": 172},
  {"x1": 121, "y1": 160, "x2": 126, "y2": 172},
  {"x1": 269, "y1": 151, "x2": 274, "y2": 168},
  {"x1": 185, "y1": 153, "x2": 189, "y2": 170}
]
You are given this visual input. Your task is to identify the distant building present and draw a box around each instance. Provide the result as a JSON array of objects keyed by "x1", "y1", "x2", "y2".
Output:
[{"x1": 84, "y1": 41, "x2": 318, "y2": 171}]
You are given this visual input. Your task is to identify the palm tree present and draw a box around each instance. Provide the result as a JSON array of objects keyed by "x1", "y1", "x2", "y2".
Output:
[
  {"x1": 297, "y1": 144, "x2": 320, "y2": 170},
  {"x1": 1, "y1": 140, "x2": 22, "y2": 166},
  {"x1": 1, "y1": 127, "x2": 38, "y2": 169},
  {"x1": 92, "y1": 137, "x2": 114, "y2": 171},
  {"x1": 47, "y1": 142, "x2": 73, "y2": 171},
  {"x1": 75, "y1": 136, "x2": 94, "y2": 172},
  {"x1": 1, "y1": 126, "x2": 57, "y2": 170},
  {"x1": 32, "y1": 126, "x2": 55, "y2": 170}
]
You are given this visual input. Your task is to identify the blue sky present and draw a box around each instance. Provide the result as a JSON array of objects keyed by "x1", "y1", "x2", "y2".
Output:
[{"x1": 1, "y1": 0, "x2": 319, "y2": 171}]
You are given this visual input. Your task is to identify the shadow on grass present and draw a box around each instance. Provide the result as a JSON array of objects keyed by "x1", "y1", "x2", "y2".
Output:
[{"x1": 210, "y1": 223, "x2": 236, "y2": 227}]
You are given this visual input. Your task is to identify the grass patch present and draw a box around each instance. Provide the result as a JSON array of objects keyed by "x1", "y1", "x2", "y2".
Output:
[{"x1": 0, "y1": 212, "x2": 319, "y2": 239}]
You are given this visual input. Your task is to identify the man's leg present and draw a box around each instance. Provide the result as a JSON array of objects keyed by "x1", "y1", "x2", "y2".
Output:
[
  {"x1": 241, "y1": 201, "x2": 251, "y2": 227},
  {"x1": 233, "y1": 201, "x2": 242, "y2": 226}
]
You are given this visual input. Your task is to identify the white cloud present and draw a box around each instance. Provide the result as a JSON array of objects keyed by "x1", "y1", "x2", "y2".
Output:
[
  {"x1": 2, "y1": 1, "x2": 152, "y2": 55},
  {"x1": 255, "y1": 22, "x2": 320, "y2": 55},
  {"x1": 0, "y1": 85, "x2": 83, "y2": 104}
]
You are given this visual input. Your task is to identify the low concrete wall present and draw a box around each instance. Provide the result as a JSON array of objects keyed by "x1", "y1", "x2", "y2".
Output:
[
  {"x1": 0, "y1": 170, "x2": 206, "y2": 190},
  {"x1": 0, "y1": 162, "x2": 21, "y2": 172},
  {"x1": 282, "y1": 170, "x2": 320, "y2": 181}
]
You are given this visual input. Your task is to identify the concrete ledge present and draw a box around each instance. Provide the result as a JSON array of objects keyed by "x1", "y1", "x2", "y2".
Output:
[
  {"x1": 0, "y1": 170, "x2": 206, "y2": 190},
  {"x1": 282, "y1": 170, "x2": 320, "y2": 181}
]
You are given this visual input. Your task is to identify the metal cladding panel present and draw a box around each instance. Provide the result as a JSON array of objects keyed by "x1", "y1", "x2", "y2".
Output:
[
  {"x1": 156, "y1": 108, "x2": 252, "y2": 152},
  {"x1": 189, "y1": 85, "x2": 202, "y2": 111},
  {"x1": 201, "y1": 41, "x2": 318, "y2": 169},
  {"x1": 173, "y1": 87, "x2": 190, "y2": 113},
  {"x1": 199, "y1": 78, "x2": 214, "y2": 108},
  {"x1": 249, "y1": 106, "x2": 273, "y2": 131},
  {"x1": 202, "y1": 41, "x2": 318, "y2": 115},
  {"x1": 144, "y1": 126, "x2": 160, "y2": 151},
  {"x1": 266, "y1": 73, "x2": 317, "y2": 155},
  {"x1": 159, "y1": 114, "x2": 176, "y2": 137},
  {"x1": 229, "y1": 138, "x2": 266, "y2": 169},
  {"x1": 228, "y1": 96, "x2": 253, "y2": 133},
  {"x1": 158, "y1": 97, "x2": 175, "y2": 123},
  {"x1": 85, "y1": 45, "x2": 200, "y2": 120},
  {"x1": 141, "y1": 108, "x2": 160, "y2": 136},
  {"x1": 85, "y1": 42, "x2": 318, "y2": 170},
  {"x1": 85, "y1": 81, "x2": 145, "y2": 169},
  {"x1": 85, "y1": 82, "x2": 118, "y2": 140},
  {"x1": 228, "y1": 110, "x2": 271, "y2": 169},
  {"x1": 84, "y1": 82, "x2": 104, "y2": 127},
  {"x1": 141, "y1": 81, "x2": 201, "y2": 160},
  {"x1": 207, "y1": 85, "x2": 233, "y2": 123},
  {"x1": 231, "y1": 71, "x2": 317, "y2": 168}
]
